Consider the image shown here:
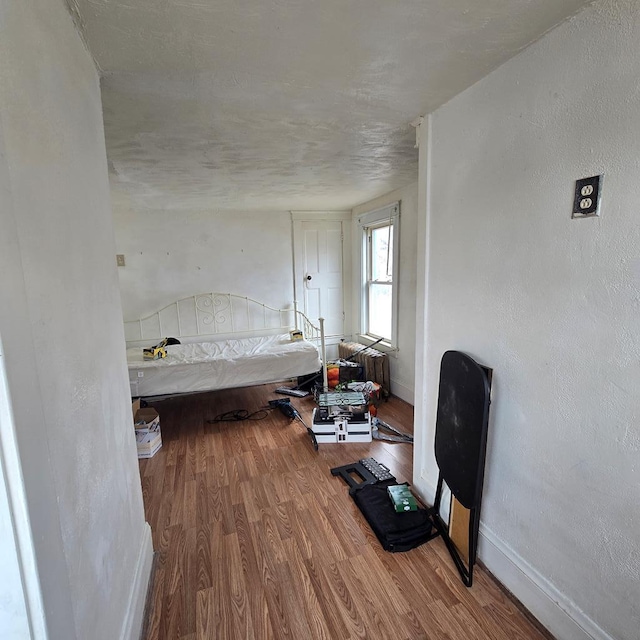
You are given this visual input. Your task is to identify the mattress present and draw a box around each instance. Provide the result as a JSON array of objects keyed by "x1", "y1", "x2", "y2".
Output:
[{"x1": 127, "y1": 333, "x2": 321, "y2": 397}]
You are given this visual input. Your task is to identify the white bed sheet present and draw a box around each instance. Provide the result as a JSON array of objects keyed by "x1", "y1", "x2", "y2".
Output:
[{"x1": 127, "y1": 333, "x2": 321, "y2": 397}]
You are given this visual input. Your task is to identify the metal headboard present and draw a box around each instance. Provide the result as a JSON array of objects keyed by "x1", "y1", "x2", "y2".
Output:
[{"x1": 124, "y1": 293, "x2": 320, "y2": 347}]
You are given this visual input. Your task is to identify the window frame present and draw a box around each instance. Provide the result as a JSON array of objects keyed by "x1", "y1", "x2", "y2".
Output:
[{"x1": 358, "y1": 202, "x2": 400, "y2": 349}]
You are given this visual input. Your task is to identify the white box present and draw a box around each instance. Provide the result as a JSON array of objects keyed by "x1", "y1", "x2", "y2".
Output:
[
  {"x1": 133, "y1": 400, "x2": 162, "y2": 458},
  {"x1": 135, "y1": 428, "x2": 162, "y2": 458},
  {"x1": 311, "y1": 408, "x2": 372, "y2": 443}
]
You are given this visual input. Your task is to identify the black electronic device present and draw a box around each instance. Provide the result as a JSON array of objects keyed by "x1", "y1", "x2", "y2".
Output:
[
  {"x1": 330, "y1": 457, "x2": 396, "y2": 490},
  {"x1": 313, "y1": 408, "x2": 368, "y2": 425},
  {"x1": 359, "y1": 457, "x2": 395, "y2": 482}
]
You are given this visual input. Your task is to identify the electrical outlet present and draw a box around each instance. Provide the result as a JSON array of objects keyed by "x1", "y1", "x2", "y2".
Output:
[
  {"x1": 572, "y1": 175, "x2": 603, "y2": 218},
  {"x1": 116, "y1": 254, "x2": 126, "y2": 267}
]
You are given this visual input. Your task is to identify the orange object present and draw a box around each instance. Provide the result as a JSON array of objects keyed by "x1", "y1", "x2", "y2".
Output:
[{"x1": 327, "y1": 364, "x2": 340, "y2": 388}]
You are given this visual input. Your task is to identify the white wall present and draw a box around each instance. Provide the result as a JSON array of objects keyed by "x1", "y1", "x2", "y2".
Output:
[
  {"x1": 0, "y1": 1, "x2": 151, "y2": 639},
  {"x1": 112, "y1": 191, "x2": 296, "y2": 320},
  {"x1": 414, "y1": 1, "x2": 640, "y2": 638},
  {"x1": 352, "y1": 183, "x2": 419, "y2": 404}
]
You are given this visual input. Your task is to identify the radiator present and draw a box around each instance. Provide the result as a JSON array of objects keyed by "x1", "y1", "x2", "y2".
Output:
[{"x1": 338, "y1": 341, "x2": 390, "y2": 396}]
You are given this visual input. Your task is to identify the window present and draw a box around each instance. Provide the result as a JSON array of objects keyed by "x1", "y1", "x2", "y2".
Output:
[{"x1": 360, "y1": 203, "x2": 399, "y2": 347}]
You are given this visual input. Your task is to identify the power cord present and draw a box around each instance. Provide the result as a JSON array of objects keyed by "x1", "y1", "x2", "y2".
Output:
[
  {"x1": 206, "y1": 400, "x2": 318, "y2": 452},
  {"x1": 207, "y1": 409, "x2": 269, "y2": 423}
]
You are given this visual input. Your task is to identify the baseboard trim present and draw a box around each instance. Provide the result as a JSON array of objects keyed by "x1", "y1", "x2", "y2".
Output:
[
  {"x1": 478, "y1": 526, "x2": 614, "y2": 640},
  {"x1": 120, "y1": 522, "x2": 154, "y2": 640},
  {"x1": 138, "y1": 552, "x2": 159, "y2": 640},
  {"x1": 412, "y1": 476, "x2": 612, "y2": 640},
  {"x1": 389, "y1": 378, "x2": 414, "y2": 404}
]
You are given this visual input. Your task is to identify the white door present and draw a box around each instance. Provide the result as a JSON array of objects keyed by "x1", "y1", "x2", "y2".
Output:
[{"x1": 293, "y1": 218, "x2": 345, "y2": 339}]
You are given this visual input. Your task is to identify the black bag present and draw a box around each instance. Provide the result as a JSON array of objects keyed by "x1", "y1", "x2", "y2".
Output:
[{"x1": 350, "y1": 482, "x2": 434, "y2": 552}]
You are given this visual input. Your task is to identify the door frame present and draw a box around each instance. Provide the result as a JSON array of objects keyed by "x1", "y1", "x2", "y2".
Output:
[{"x1": 0, "y1": 335, "x2": 47, "y2": 639}]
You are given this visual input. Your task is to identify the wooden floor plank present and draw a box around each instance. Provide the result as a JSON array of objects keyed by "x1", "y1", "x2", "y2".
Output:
[
  {"x1": 233, "y1": 503, "x2": 275, "y2": 640},
  {"x1": 320, "y1": 560, "x2": 369, "y2": 639},
  {"x1": 139, "y1": 382, "x2": 554, "y2": 640},
  {"x1": 281, "y1": 537, "x2": 335, "y2": 640},
  {"x1": 337, "y1": 556, "x2": 398, "y2": 640}
]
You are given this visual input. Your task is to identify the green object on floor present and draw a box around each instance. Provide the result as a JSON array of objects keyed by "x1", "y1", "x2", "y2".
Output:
[{"x1": 387, "y1": 484, "x2": 418, "y2": 512}]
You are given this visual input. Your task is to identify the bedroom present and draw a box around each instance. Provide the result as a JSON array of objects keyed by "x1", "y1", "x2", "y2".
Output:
[{"x1": 2, "y1": 1, "x2": 639, "y2": 640}]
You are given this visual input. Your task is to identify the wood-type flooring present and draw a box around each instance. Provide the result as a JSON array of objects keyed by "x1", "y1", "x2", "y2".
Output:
[{"x1": 138, "y1": 382, "x2": 552, "y2": 640}]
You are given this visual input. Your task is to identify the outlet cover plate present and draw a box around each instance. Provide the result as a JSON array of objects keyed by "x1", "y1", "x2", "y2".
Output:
[{"x1": 572, "y1": 175, "x2": 603, "y2": 218}]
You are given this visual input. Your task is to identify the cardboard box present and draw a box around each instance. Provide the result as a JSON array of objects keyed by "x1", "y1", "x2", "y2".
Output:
[
  {"x1": 134, "y1": 407, "x2": 160, "y2": 431},
  {"x1": 135, "y1": 428, "x2": 162, "y2": 458},
  {"x1": 132, "y1": 400, "x2": 162, "y2": 458}
]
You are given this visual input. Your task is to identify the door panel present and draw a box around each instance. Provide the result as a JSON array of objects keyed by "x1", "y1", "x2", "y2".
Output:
[{"x1": 293, "y1": 219, "x2": 344, "y2": 338}]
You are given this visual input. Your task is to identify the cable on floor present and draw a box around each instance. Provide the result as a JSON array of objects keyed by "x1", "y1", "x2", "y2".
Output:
[
  {"x1": 207, "y1": 408, "x2": 269, "y2": 423},
  {"x1": 372, "y1": 417, "x2": 414, "y2": 443}
]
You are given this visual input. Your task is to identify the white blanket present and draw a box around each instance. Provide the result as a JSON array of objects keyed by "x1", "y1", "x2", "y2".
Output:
[{"x1": 127, "y1": 334, "x2": 321, "y2": 397}]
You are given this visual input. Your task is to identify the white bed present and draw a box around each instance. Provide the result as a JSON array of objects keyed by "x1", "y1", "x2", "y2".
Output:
[{"x1": 125, "y1": 293, "x2": 323, "y2": 398}]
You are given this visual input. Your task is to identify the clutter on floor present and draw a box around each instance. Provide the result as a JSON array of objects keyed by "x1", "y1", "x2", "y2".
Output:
[
  {"x1": 202, "y1": 397, "x2": 317, "y2": 450},
  {"x1": 268, "y1": 397, "x2": 318, "y2": 451},
  {"x1": 387, "y1": 484, "x2": 418, "y2": 512},
  {"x1": 312, "y1": 390, "x2": 372, "y2": 443},
  {"x1": 274, "y1": 386, "x2": 309, "y2": 397},
  {"x1": 132, "y1": 398, "x2": 162, "y2": 458},
  {"x1": 329, "y1": 349, "x2": 492, "y2": 586},
  {"x1": 325, "y1": 359, "x2": 365, "y2": 388},
  {"x1": 331, "y1": 456, "x2": 435, "y2": 552},
  {"x1": 338, "y1": 340, "x2": 390, "y2": 396},
  {"x1": 330, "y1": 457, "x2": 396, "y2": 488},
  {"x1": 371, "y1": 416, "x2": 413, "y2": 443},
  {"x1": 337, "y1": 380, "x2": 382, "y2": 416},
  {"x1": 207, "y1": 408, "x2": 269, "y2": 422}
]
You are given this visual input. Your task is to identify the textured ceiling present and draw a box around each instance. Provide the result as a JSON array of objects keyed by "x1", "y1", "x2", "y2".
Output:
[{"x1": 71, "y1": 0, "x2": 592, "y2": 211}]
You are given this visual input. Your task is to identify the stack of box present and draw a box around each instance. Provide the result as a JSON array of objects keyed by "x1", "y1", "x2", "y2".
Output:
[
  {"x1": 387, "y1": 484, "x2": 418, "y2": 512},
  {"x1": 132, "y1": 399, "x2": 162, "y2": 458}
]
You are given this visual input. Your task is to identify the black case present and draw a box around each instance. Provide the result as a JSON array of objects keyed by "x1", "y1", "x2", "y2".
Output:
[{"x1": 350, "y1": 482, "x2": 434, "y2": 552}]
